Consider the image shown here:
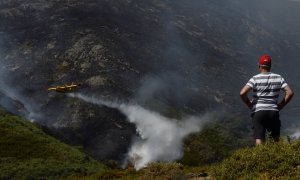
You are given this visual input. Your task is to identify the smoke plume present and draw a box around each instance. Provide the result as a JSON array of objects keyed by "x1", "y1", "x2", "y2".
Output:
[
  {"x1": 0, "y1": 58, "x2": 43, "y2": 121},
  {"x1": 69, "y1": 93, "x2": 211, "y2": 169}
]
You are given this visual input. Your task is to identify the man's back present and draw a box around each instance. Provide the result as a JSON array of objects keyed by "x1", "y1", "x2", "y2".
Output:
[{"x1": 247, "y1": 72, "x2": 287, "y2": 112}]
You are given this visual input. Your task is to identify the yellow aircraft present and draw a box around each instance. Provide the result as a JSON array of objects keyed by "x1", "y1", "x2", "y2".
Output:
[{"x1": 47, "y1": 83, "x2": 81, "y2": 93}]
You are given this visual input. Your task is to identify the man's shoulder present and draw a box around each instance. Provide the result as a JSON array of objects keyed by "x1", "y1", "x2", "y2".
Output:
[
  {"x1": 252, "y1": 72, "x2": 283, "y2": 78},
  {"x1": 269, "y1": 72, "x2": 283, "y2": 77},
  {"x1": 252, "y1": 73, "x2": 265, "y2": 79}
]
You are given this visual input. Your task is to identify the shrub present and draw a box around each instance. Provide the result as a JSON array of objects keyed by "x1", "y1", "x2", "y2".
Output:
[
  {"x1": 212, "y1": 140, "x2": 300, "y2": 179},
  {"x1": 138, "y1": 163, "x2": 186, "y2": 180},
  {"x1": 180, "y1": 122, "x2": 252, "y2": 166}
]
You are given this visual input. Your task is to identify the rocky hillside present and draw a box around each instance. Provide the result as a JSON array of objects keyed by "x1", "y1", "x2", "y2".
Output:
[{"x1": 0, "y1": 0, "x2": 300, "y2": 162}]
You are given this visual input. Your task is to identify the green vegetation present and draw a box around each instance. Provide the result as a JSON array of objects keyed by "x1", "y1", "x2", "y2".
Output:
[
  {"x1": 97, "y1": 167, "x2": 145, "y2": 180},
  {"x1": 89, "y1": 139, "x2": 300, "y2": 179},
  {"x1": 137, "y1": 163, "x2": 186, "y2": 180},
  {"x1": 2, "y1": 107, "x2": 300, "y2": 179},
  {"x1": 213, "y1": 140, "x2": 300, "y2": 179},
  {"x1": 180, "y1": 118, "x2": 253, "y2": 166},
  {"x1": 97, "y1": 163, "x2": 197, "y2": 180},
  {"x1": 77, "y1": 125, "x2": 300, "y2": 180},
  {"x1": 0, "y1": 109, "x2": 106, "y2": 179}
]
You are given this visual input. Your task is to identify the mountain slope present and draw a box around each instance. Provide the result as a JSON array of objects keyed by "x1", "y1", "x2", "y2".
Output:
[
  {"x1": 0, "y1": 0, "x2": 300, "y2": 164},
  {"x1": 0, "y1": 108, "x2": 106, "y2": 179}
]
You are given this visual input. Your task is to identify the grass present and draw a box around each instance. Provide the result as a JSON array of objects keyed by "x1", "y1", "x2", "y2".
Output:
[
  {"x1": 0, "y1": 109, "x2": 106, "y2": 179},
  {"x1": 212, "y1": 140, "x2": 300, "y2": 179},
  {"x1": 97, "y1": 163, "x2": 187, "y2": 180}
]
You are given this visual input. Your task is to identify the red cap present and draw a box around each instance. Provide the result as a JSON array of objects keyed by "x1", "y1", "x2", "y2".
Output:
[{"x1": 259, "y1": 54, "x2": 272, "y2": 67}]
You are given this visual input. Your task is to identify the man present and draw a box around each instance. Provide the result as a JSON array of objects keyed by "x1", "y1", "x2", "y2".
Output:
[{"x1": 240, "y1": 54, "x2": 294, "y2": 145}]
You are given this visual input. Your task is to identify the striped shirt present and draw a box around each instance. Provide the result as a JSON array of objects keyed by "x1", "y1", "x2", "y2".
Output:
[{"x1": 246, "y1": 72, "x2": 288, "y2": 112}]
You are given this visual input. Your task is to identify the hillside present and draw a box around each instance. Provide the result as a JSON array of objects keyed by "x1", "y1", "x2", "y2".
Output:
[
  {"x1": 86, "y1": 140, "x2": 300, "y2": 179},
  {"x1": 213, "y1": 140, "x2": 300, "y2": 179},
  {"x1": 0, "y1": 0, "x2": 300, "y2": 169},
  {"x1": 0, "y1": 108, "x2": 106, "y2": 179},
  {"x1": 1, "y1": 106, "x2": 300, "y2": 179}
]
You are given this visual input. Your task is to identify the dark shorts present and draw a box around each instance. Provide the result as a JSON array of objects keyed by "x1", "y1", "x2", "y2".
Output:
[{"x1": 252, "y1": 110, "x2": 281, "y2": 140}]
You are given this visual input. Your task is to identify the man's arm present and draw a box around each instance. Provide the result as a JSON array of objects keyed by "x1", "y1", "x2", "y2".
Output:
[
  {"x1": 277, "y1": 85, "x2": 294, "y2": 110},
  {"x1": 240, "y1": 85, "x2": 253, "y2": 109}
]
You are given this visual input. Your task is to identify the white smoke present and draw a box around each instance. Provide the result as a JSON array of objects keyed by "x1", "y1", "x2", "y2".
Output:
[
  {"x1": 291, "y1": 132, "x2": 300, "y2": 139},
  {"x1": 69, "y1": 93, "x2": 211, "y2": 170},
  {"x1": 0, "y1": 63, "x2": 42, "y2": 122}
]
